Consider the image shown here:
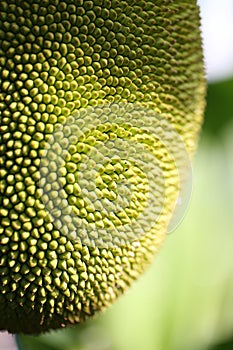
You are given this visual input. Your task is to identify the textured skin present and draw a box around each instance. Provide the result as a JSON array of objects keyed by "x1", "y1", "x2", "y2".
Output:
[{"x1": 0, "y1": 0, "x2": 205, "y2": 334}]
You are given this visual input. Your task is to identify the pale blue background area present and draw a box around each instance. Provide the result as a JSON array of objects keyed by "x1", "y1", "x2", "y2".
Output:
[{"x1": 198, "y1": 0, "x2": 233, "y2": 81}]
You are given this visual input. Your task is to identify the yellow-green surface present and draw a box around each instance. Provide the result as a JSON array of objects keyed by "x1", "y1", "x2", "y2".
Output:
[
  {"x1": 0, "y1": 0, "x2": 205, "y2": 334},
  {"x1": 17, "y1": 123, "x2": 233, "y2": 350}
]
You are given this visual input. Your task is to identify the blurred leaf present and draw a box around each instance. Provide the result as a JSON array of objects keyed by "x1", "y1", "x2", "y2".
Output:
[
  {"x1": 203, "y1": 76, "x2": 233, "y2": 134},
  {"x1": 208, "y1": 337, "x2": 233, "y2": 350}
]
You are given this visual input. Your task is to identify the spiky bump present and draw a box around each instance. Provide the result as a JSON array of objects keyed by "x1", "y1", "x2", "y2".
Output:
[{"x1": 0, "y1": 0, "x2": 205, "y2": 334}]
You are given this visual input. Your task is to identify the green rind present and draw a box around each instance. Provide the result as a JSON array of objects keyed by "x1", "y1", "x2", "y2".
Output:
[{"x1": 0, "y1": 0, "x2": 206, "y2": 334}]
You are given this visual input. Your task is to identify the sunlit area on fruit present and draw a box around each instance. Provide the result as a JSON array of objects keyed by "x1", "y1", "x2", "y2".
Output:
[{"x1": 1, "y1": 1, "x2": 233, "y2": 350}]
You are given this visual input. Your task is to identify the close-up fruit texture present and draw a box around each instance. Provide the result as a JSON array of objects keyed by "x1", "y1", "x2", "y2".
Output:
[{"x1": 0, "y1": 0, "x2": 206, "y2": 335}]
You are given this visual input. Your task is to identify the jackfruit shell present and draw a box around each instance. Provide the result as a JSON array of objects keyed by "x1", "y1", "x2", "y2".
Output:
[{"x1": 0, "y1": 0, "x2": 206, "y2": 334}]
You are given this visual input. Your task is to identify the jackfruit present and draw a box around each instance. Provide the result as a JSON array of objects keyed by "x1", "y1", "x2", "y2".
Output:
[{"x1": 0, "y1": 0, "x2": 206, "y2": 334}]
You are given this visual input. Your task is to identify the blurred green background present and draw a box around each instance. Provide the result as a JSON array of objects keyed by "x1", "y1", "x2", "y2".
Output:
[{"x1": 2, "y1": 1, "x2": 233, "y2": 349}]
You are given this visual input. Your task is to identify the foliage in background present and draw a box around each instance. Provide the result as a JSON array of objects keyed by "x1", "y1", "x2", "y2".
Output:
[
  {"x1": 209, "y1": 338, "x2": 233, "y2": 350},
  {"x1": 204, "y1": 77, "x2": 233, "y2": 135}
]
